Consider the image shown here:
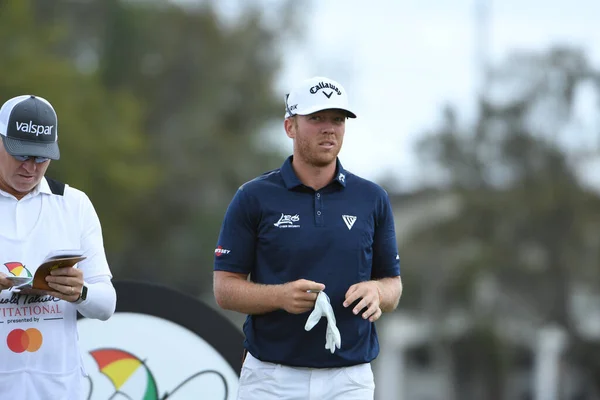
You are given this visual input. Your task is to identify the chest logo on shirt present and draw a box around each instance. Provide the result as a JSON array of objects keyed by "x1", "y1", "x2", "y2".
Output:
[
  {"x1": 4, "y1": 262, "x2": 32, "y2": 278},
  {"x1": 342, "y1": 215, "x2": 357, "y2": 230},
  {"x1": 274, "y1": 213, "x2": 300, "y2": 228}
]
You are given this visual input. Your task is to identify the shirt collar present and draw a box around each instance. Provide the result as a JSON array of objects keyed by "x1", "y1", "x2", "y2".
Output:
[
  {"x1": 280, "y1": 156, "x2": 347, "y2": 190},
  {"x1": 0, "y1": 177, "x2": 51, "y2": 199},
  {"x1": 335, "y1": 161, "x2": 347, "y2": 187},
  {"x1": 37, "y1": 177, "x2": 52, "y2": 195}
]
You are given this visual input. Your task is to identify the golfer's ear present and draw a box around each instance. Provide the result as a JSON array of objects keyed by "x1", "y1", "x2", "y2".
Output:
[{"x1": 284, "y1": 117, "x2": 295, "y2": 139}]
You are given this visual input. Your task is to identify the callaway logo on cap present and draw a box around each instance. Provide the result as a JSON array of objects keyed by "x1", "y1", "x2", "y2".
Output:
[
  {"x1": 0, "y1": 95, "x2": 60, "y2": 160},
  {"x1": 285, "y1": 76, "x2": 357, "y2": 119}
]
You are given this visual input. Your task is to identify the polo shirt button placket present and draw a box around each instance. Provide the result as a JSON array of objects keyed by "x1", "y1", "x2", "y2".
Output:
[{"x1": 315, "y1": 192, "x2": 323, "y2": 226}]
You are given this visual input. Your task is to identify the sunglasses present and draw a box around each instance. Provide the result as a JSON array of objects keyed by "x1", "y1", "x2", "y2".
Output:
[
  {"x1": 13, "y1": 155, "x2": 50, "y2": 163},
  {"x1": 285, "y1": 94, "x2": 296, "y2": 117}
]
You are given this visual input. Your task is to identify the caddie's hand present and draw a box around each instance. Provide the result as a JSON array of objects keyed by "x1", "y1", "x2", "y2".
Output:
[
  {"x1": 343, "y1": 281, "x2": 383, "y2": 322},
  {"x1": 280, "y1": 279, "x2": 326, "y2": 314},
  {"x1": 45, "y1": 267, "x2": 84, "y2": 302},
  {"x1": 0, "y1": 272, "x2": 14, "y2": 291}
]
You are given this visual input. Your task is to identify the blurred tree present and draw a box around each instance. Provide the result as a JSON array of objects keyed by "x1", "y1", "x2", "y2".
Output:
[
  {"x1": 0, "y1": 0, "x2": 157, "y2": 251},
  {"x1": 21, "y1": 0, "x2": 306, "y2": 295},
  {"x1": 407, "y1": 47, "x2": 600, "y2": 397}
]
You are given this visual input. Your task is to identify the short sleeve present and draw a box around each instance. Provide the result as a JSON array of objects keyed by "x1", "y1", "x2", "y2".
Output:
[
  {"x1": 371, "y1": 190, "x2": 401, "y2": 279},
  {"x1": 213, "y1": 186, "x2": 258, "y2": 274}
]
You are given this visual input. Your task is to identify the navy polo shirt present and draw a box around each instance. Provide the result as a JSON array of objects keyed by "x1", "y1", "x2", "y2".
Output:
[{"x1": 214, "y1": 156, "x2": 401, "y2": 368}]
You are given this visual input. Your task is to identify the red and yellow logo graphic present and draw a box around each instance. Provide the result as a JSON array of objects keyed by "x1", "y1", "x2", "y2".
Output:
[
  {"x1": 90, "y1": 349, "x2": 159, "y2": 399},
  {"x1": 4, "y1": 262, "x2": 32, "y2": 278},
  {"x1": 7, "y1": 328, "x2": 43, "y2": 353},
  {"x1": 86, "y1": 348, "x2": 229, "y2": 399}
]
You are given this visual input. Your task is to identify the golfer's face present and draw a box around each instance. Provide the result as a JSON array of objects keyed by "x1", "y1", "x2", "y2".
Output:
[
  {"x1": 0, "y1": 140, "x2": 50, "y2": 199},
  {"x1": 293, "y1": 110, "x2": 346, "y2": 167}
]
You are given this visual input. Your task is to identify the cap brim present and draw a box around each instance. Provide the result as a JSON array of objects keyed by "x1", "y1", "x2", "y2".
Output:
[
  {"x1": 2, "y1": 136, "x2": 60, "y2": 160},
  {"x1": 295, "y1": 105, "x2": 357, "y2": 119}
]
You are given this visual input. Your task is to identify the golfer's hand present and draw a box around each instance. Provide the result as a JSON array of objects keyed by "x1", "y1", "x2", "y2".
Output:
[
  {"x1": 0, "y1": 272, "x2": 13, "y2": 291},
  {"x1": 280, "y1": 279, "x2": 325, "y2": 314},
  {"x1": 344, "y1": 281, "x2": 382, "y2": 322}
]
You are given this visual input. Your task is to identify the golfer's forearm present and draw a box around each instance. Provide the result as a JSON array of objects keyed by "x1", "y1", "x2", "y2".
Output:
[
  {"x1": 215, "y1": 277, "x2": 282, "y2": 315},
  {"x1": 375, "y1": 276, "x2": 403, "y2": 312}
]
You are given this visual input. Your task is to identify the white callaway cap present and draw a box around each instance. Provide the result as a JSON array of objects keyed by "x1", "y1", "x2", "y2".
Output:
[{"x1": 284, "y1": 76, "x2": 357, "y2": 119}]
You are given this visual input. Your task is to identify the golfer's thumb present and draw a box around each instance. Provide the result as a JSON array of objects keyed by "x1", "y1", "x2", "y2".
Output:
[{"x1": 304, "y1": 280, "x2": 325, "y2": 292}]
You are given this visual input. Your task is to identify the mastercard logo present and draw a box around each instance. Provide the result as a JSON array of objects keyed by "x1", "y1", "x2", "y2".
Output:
[{"x1": 7, "y1": 328, "x2": 43, "y2": 353}]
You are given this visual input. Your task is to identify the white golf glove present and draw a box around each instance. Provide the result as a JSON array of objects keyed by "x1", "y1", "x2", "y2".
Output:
[{"x1": 305, "y1": 291, "x2": 342, "y2": 354}]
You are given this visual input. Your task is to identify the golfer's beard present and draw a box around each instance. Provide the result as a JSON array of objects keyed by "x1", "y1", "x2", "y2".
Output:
[{"x1": 296, "y1": 139, "x2": 339, "y2": 168}]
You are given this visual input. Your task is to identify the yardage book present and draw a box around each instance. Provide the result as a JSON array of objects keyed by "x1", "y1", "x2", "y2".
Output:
[{"x1": 7, "y1": 250, "x2": 86, "y2": 292}]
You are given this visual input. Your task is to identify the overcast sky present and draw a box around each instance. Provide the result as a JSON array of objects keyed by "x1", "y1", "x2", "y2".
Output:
[{"x1": 190, "y1": 0, "x2": 600, "y2": 190}]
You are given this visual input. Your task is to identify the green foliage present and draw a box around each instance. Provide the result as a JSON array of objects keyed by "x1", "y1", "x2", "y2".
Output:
[
  {"x1": 0, "y1": 0, "x2": 303, "y2": 295},
  {"x1": 0, "y1": 0, "x2": 158, "y2": 250},
  {"x1": 407, "y1": 46, "x2": 600, "y2": 392},
  {"x1": 88, "y1": 0, "x2": 299, "y2": 292}
]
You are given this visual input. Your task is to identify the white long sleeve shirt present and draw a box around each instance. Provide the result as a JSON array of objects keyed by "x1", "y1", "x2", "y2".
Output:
[{"x1": 0, "y1": 177, "x2": 116, "y2": 400}]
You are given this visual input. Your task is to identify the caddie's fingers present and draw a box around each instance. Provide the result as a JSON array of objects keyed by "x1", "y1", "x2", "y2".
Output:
[
  {"x1": 47, "y1": 290, "x2": 71, "y2": 301},
  {"x1": 50, "y1": 267, "x2": 81, "y2": 277},
  {"x1": 45, "y1": 276, "x2": 81, "y2": 289},
  {"x1": 47, "y1": 290, "x2": 77, "y2": 302},
  {"x1": 0, "y1": 273, "x2": 12, "y2": 288},
  {"x1": 47, "y1": 282, "x2": 69, "y2": 294},
  {"x1": 46, "y1": 291, "x2": 64, "y2": 300},
  {"x1": 0, "y1": 279, "x2": 13, "y2": 289}
]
